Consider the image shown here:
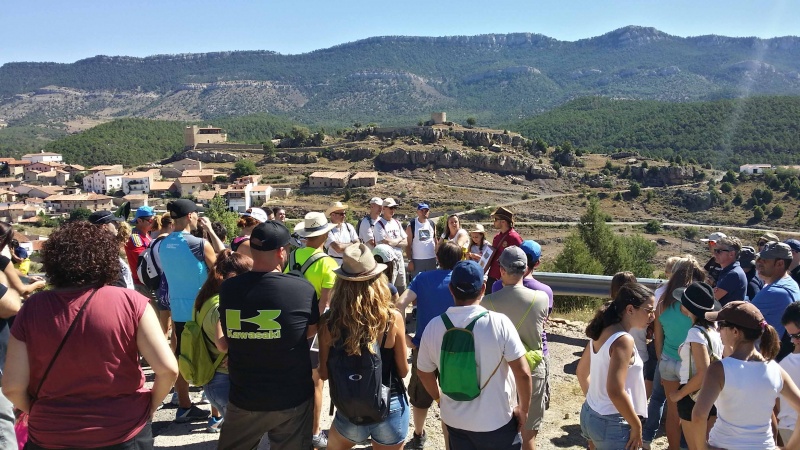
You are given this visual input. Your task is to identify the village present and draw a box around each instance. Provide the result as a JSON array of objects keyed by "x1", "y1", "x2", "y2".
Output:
[{"x1": 0, "y1": 125, "x2": 379, "y2": 253}]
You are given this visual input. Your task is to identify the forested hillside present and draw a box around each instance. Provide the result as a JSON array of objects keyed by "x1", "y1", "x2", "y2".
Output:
[
  {"x1": 511, "y1": 96, "x2": 800, "y2": 169},
  {"x1": 1, "y1": 26, "x2": 799, "y2": 127},
  {"x1": 42, "y1": 114, "x2": 298, "y2": 166}
]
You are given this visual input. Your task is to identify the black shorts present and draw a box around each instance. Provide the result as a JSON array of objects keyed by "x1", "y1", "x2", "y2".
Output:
[
  {"x1": 644, "y1": 341, "x2": 658, "y2": 382},
  {"x1": 677, "y1": 385, "x2": 717, "y2": 421},
  {"x1": 173, "y1": 321, "x2": 186, "y2": 358}
]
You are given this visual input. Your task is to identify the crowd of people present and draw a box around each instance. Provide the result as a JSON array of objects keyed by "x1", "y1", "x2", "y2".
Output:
[
  {"x1": 579, "y1": 232, "x2": 800, "y2": 450},
  {"x1": 1, "y1": 200, "x2": 800, "y2": 450}
]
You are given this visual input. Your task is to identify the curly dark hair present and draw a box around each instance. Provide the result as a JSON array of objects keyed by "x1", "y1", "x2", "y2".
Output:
[{"x1": 42, "y1": 221, "x2": 121, "y2": 288}]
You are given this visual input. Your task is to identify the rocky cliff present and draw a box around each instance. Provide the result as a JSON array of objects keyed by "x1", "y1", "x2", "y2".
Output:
[
  {"x1": 631, "y1": 165, "x2": 698, "y2": 186},
  {"x1": 373, "y1": 127, "x2": 530, "y2": 149},
  {"x1": 375, "y1": 147, "x2": 556, "y2": 179}
]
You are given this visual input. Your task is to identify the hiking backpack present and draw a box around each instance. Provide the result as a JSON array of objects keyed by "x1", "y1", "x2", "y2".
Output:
[
  {"x1": 178, "y1": 296, "x2": 226, "y2": 387},
  {"x1": 327, "y1": 328, "x2": 391, "y2": 425},
  {"x1": 136, "y1": 235, "x2": 166, "y2": 291},
  {"x1": 438, "y1": 311, "x2": 503, "y2": 401},
  {"x1": 287, "y1": 249, "x2": 332, "y2": 274}
]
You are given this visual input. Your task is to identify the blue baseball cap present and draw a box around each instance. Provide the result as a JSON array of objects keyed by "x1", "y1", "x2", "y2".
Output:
[
  {"x1": 520, "y1": 240, "x2": 542, "y2": 263},
  {"x1": 449, "y1": 260, "x2": 484, "y2": 295},
  {"x1": 134, "y1": 206, "x2": 155, "y2": 219},
  {"x1": 417, "y1": 203, "x2": 430, "y2": 210},
  {"x1": 784, "y1": 239, "x2": 800, "y2": 253}
]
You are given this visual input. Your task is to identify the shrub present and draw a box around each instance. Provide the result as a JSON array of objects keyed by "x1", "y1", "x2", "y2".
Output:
[
  {"x1": 720, "y1": 182, "x2": 733, "y2": 194},
  {"x1": 770, "y1": 204, "x2": 784, "y2": 219},
  {"x1": 644, "y1": 220, "x2": 662, "y2": 234},
  {"x1": 753, "y1": 206, "x2": 765, "y2": 222},
  {"x1": 629, "y1": 181, "x2": 642, "y2": 198}
]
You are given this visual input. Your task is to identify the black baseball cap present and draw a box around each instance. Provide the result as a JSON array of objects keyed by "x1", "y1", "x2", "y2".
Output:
[
  {"x1": 167, "y1": 199, "x2": 198, "y2": 219},
  {"x1": 250, "y1": 221, "x2": 291, "y2": 251},
  {"x1": 88, "y1": 210, "x2": 123, "y2": 225}
]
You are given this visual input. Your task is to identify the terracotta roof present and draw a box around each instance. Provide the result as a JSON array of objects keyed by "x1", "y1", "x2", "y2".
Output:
[
  {"x1": 177, "y1": 177, "x2": 202, "y2": 184},
  {"x1": 250, "y1": 185, "x2": 271, "y2": 192},
  {"x1": 351, "y1": 171, "x2": 378, "y2": 178},
  {"x1": 123, "y1": 194, "x2": 149, "y2": 200},
  {"x1": 195, "y1": 190, "x2": 225, "y2": 200},
  {"x1": 309, "y1": 171, "x2": 349, "y2": 179},
  {"x1": 44, "y1": 193, "x2": 112, "y2": 201},
  {"x1": 181, "y1": 169, "x2": 215, "y2": 177},
  {"x1": 150, "y1": 181, "x2": 174, "y2": 191}
]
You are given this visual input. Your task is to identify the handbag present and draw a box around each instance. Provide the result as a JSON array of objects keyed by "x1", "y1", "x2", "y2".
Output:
[{"x1": 14, "y1": 288, "x2": 98, "y2": 449}]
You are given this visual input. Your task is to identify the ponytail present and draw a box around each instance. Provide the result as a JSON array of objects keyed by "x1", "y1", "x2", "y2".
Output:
[
  {"x1": 586, "y1": 301, "x2": 621, "y2": 341},
  {"x1": 759, "y1": 324, "x2": 780, "y2": 361},
  {"x1": 585, "y1": 282, "x2": 653, "y2": 341}
]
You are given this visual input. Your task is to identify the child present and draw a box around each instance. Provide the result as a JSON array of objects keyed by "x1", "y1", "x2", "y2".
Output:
[
  {"x1": 778, "y1": 302, "x2": 800, "y2": 444},
  {"x1": 667, "y1": 282, "x2": 723, "y2": 449}
]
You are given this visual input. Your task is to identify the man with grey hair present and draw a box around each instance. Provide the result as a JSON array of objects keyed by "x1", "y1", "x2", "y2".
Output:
[
  {"x1": 712, "y1": 236, "x2": 747, "y2": 306},
  {"x1": 481, "y1": 245, "x2": 549, "y2": 450}
]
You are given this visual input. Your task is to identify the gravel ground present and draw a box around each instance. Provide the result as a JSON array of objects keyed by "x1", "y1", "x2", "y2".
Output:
[{"x1": 148, "y1": 318, "x2": 669, "y2": 449}]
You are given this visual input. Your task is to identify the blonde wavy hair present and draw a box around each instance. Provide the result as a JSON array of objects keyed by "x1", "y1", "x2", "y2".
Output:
[{"x1": 322, "y1": 273, "x2": 394, "y2": 356}]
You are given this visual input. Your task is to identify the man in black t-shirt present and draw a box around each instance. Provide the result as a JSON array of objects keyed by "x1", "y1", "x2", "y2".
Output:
[{"x1": 218, "y1": 221, "x2": 319, "y2": 450}]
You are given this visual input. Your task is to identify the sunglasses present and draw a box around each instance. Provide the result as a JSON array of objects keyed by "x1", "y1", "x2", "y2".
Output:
[
  {"x1": 331, "y1": 212, "x2": 345, "y2": 216},
  {"x1": 789, "y1": 331, "x2": 800, "y2": 340},
  {"x1": 713, "y1": 248, "x2": 733, "y2": 254},
  {"x1": 635, "y1": 305, "x2": 656, "y2": 314}
]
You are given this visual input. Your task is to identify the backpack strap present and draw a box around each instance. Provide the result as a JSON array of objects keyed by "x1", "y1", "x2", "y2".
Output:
[
  {"x1": 688, "y1": 325, "x2": 716, "y2": 380},
  {"x1": 441, "y1": 313, "x2": 455, "y2": 330},
  {"x1": 300, "y1": 251, "x2": 331, "y2": 274},
  {"x1": 465, "y1": 311, "x2": 489, "y2": 331}
]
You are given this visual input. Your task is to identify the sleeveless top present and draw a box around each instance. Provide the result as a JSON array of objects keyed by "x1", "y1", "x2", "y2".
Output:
[
  {"x1": 708, "y1": 358, "x2": 782, "y2": 449},
  {"x1": 586, "y1": 331, "x2": 647, "y2": 416},
  {"x1": 231, "y1": 235, "x2": 249, "y2": 252}
]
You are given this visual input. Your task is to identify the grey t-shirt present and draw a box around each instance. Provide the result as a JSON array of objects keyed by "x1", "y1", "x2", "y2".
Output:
[{"x1": 483, "y1": 284, "x2": 549, "y2": 355}]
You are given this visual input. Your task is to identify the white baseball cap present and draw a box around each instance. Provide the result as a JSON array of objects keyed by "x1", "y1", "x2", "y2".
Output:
[{"x1": 369, "y1": 197, "x2": 383, "y2": 206}]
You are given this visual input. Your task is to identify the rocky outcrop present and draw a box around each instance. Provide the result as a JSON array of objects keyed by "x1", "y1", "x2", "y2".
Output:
[
  {"x1": 372, "y1": 126, "x2": 530, "y2": 149},
  {"x1": 261, "y1": 152, "x2": 318, "y2": 164},
  {"x1": 321, "y1": 146, "x2": 376, "y2": 161},
  {"x1": 375, "y1": 147, "x2": 556, "y2": 179},
  {"x1": 631, "y1": 165, "x2": 697, "y2": 186},
  {"x1": 178, "y1": 150, "x2": 238, "y2": 163}
]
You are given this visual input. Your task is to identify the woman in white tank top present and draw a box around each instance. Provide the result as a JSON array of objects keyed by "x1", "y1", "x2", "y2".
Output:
[
  {"x1": 576, "y1": 282, "x2": 656, "y2": 450},
  {"x1": 695, "y1": 301, "x2": 800, "y2": 449}
]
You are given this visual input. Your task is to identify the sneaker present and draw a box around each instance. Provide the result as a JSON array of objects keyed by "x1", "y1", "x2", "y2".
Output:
[
  {"x1": 312, "y1": 431, "x2": 328, "y2": 448},
  {"x1": 169, "y1": 392, "x2": 179, "y2": 406},
  {"x1": 405, "y1": 431, "x2": 426, "y2": 449},
  {"x1": 206, "y1": 416, "x2": 223, "y2": 433},
  {"x1": 175, "y1": 405, "x2": 210, "y2": 423}
]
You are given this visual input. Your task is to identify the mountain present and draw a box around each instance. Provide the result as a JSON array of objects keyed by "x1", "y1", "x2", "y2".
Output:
[
  {"x1": 1, "y1": 26, "x2": 800, "y2": 128},
  {"x1": 510, "y1": 96, "x2": 800, "y2": 169}
]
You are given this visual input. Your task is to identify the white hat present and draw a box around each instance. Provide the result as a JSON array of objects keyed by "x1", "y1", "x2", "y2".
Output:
[
  {"x1": 383, "y1": 197, "x2": 399, "y2": 208},
  {"x1": 469, "y1": 224, "x2": 486, "y2": 234},
  {"x1": 241, "y1": 207, "x2": 268, "y2": 223},
  {"x1": 293, "y1": 212, "x2": 335, "y2": 238},
  {"x1": 334, "y1": 244, "x2": 387, "y2": 281},
  {"x1": 700, "y1": 232, "x2": 727, "y2": 243},
  {"x1": 369, "y1": 197, "x2": 383, "y2": 206},
  {"x1": 372, "y1": 244, "x2": 397, "y2": 263},
  {"x1": 326, "y1": 201, "x2": 349, "y2": 217}
]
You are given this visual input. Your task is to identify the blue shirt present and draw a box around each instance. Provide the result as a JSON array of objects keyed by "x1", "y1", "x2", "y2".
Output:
[
  {"x1": 408, "y1": 269, "x2": 454, "y2": 347},
  {"x1": 158, "y1": 231, "x2": 207, "y2": 322},
  {"x1": 716, "y1": 261, "x2": 747, "y2": 306},
  {"x1": 751, "y1": 276, "x2": 800, "y2": 338}
]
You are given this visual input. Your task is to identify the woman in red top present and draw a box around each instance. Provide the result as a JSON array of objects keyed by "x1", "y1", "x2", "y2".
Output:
[{"x1": 2, "y1": 221, "x2": 178, "y2": 449}]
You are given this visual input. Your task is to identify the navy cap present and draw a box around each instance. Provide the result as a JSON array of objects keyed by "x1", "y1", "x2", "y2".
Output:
[
  {"x1": 88, "y1": 210, "x2": 123, "y2": 225},
  {"x1": 449, "y1": 260, "x2": 484, "y2": 296},
  {"x1": 417, "y1": 203, "x2": 430, "y2": 210},
  {"x1": 167, "y1": 199, "x2": 198, "y2": 219},
  {"x1": 784, "y1": 239, "x2": 800, "y2": 253},
  {"x1": 250, "y1": 221, "x2": 291, "y2": 251}
]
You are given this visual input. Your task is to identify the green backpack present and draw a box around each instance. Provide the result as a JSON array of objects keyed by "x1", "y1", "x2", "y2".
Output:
[
  {"x1": 438, "y1": 311, "x2": 503, "y2": 401},
  {"x1": 178, "y1": 296, "x2": 226, "y2": 387}
]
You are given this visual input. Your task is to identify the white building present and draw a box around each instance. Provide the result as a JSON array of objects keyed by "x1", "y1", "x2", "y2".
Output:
[
  {"x1": 83, "y1": 170, "x2": 123, "y2": 194},
  {"x1": 739, "y1": 164, "x2": 772, "y2": 175},
  {"x1": 21, "y1": 152, "x2": 63, "y2": 164},
  {"x1": 121, "y1": 172, "x2": 154, "y2": 195}
]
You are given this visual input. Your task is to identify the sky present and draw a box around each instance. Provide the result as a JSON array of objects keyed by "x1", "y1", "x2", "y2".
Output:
[{"x1": 1, "y1": 0, "x2": 798, "y2": 65}]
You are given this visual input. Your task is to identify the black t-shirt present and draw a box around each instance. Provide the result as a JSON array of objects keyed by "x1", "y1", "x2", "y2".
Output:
[
  {"x1": 0, "y1": 255, "x2": 9, "y2": 272},
  {"x1": 219, "y1": 271, "x2": 319, "y2": 411}
]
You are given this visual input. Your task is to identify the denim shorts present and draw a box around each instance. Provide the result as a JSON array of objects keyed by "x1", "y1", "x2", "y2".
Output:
[
  {"x1": 658, "y1": 353, "x2": 681, "y2": 382},
  {"x1": 580, "y1": 402, "x2": 632, "y2": 450},
  {"x1": 333, "y1": 393, "x2": 409, "y2": 446},
  {"x1": 204, "y1": 371, "x2": 230, "y2": 417}
]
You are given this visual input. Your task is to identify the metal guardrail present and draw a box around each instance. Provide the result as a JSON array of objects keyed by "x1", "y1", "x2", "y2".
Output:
[{"x1": 533, "y1": 272, "x2": 666, "y2": 298}]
